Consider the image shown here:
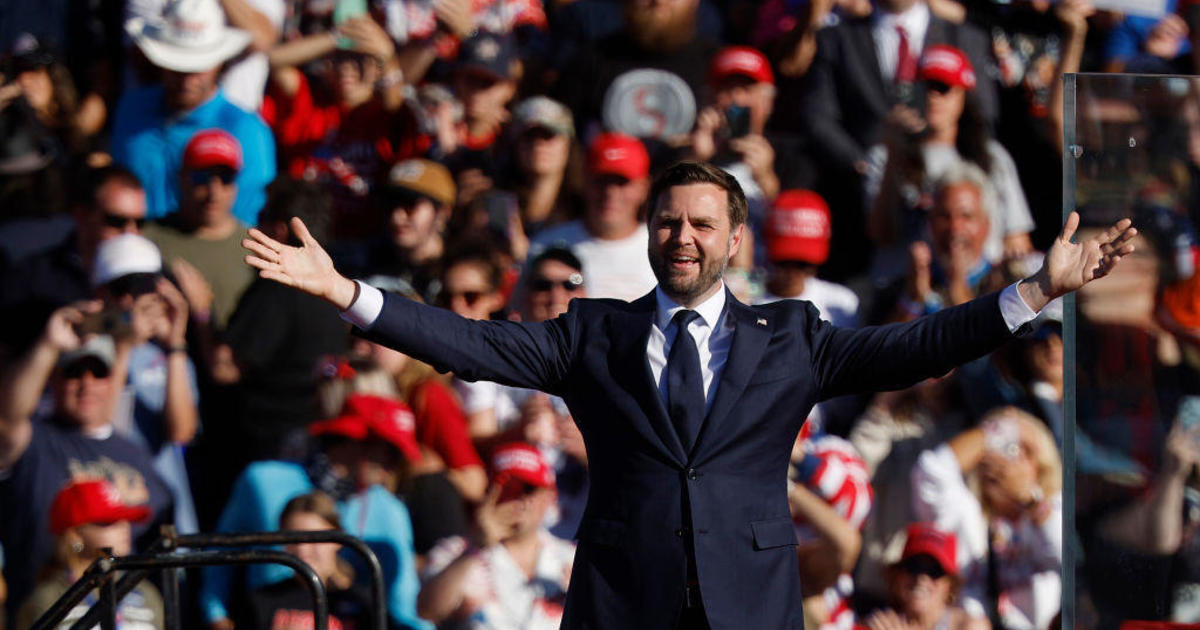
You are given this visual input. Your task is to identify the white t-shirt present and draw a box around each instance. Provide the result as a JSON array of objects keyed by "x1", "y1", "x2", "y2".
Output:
[
  {"x1": 423, "y1": 532, "x2": 576, "y2": 630},
  {"x1": 757, "y1": 277, "x2": 860, "y2": 329},
  {"x1": 454, "y1": 379, "x2": 524, "y2": 430},
  {"x1": 911, "y1": 444, "x2": 1062, "y2": 630},
  {"x1": 529, "y1": 221, "x2": 657, "y2": 301},
  {"x1": 126, "y1": 0, "x2": 285, "y2": 112}
]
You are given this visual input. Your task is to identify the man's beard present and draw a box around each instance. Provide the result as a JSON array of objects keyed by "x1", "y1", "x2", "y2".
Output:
[
  {"x1": 649, "y1": 245, "x2": 728, "y2": 304},
  {"x1": 624, "y1": 3, "x2": 697, "y2": 53}
]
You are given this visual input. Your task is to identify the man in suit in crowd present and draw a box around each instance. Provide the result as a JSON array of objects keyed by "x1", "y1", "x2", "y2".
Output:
[{"x1": 243, "y1": 162, "x2": 1134, "y2": 629}]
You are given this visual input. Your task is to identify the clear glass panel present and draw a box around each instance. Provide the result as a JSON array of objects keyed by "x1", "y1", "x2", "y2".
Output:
[{"x1": 1066, "y1": 73, "x2": 1200, "y2": 629}]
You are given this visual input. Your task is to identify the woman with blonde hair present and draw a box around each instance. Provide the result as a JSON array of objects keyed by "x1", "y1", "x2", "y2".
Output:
[
  {"x1": 911, "y1": 406, "x2": 1062, "y2": 630},
  {"x1": 242, "y1": 491, "x2": 371, "y2": 630}
]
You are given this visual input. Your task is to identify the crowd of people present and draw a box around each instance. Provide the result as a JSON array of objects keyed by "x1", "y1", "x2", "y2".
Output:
[{"x1": 0, "y1": 0, "x2": 1199, "y2": 626}]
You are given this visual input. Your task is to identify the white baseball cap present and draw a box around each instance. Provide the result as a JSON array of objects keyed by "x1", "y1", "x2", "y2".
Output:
[{"x1": 91, "y1": 234, "x2": 163, "y2": 288}]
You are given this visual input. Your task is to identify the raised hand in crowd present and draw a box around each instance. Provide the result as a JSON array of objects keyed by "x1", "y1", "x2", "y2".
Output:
[
  {"x1": 902, "y1": 241, "x2": 935, "y2": 318},
  {"x1": 1145, "y1": 13, "x2": 1190, "y2": 60},
  {"x1": 866, "y1": 608, "x2": 920, "y2": 630},
  {"x1": 473, "y1": 484, "x2": 521, "y2": 550},
  {"x1": 339, "y1": 16, "x2": 398, "y2": 64},
  {"x1": 1097, "y1": 400, "x2": 1200, "y2": 555},
  {"x1": 434, "y1": 0, "x2": 476, "y2": 40},
  {"x1": 0, "y1": 301, "x2": 100, "y2": 469},
  {"x1": 688, "y1": 108, "x2": 779, "y2": 200},
  {"x1": 728, "y1": 133, "x2": 779, "y2": 200},
  {"x1": 172, "y1": 258, "x2": 215, "y2": 327}
]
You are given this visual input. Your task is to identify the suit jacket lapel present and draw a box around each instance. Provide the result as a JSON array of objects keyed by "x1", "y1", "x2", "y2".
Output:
[
  {"x1": 689, "y1": 294, "x2": 771, "y2": 461},
  {"x1": 606, "y1": 294, "x2": 688, "y2": 465},
  {"x1": 851, "y1": 18, "x2": 890, "y2": 110}
]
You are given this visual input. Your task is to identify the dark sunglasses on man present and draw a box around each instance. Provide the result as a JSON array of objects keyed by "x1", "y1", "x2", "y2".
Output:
[
  {"x1": 898, "y1": 554, "x2": 948, "y2": 579},
  {"x1": 189, "y1": 166, "x2": 238, "y2": 187},
  {"x1": 529, "y1": 273, "x2": 584, "y2": 293},
  {"x1": 106, "y1": 272, "x2": 160, "y2": 298},
  {"x1": 440, "y1": 289, "x2": 487, "y2": 307},
  {"x1": 101, "y1": 214, "x2": 146, "y2": 230},
  {"x1": 62, "y1": 357, "x2": 111, "y2": 380},
  {"x1": 924, "y1": 80, "x2": 954, "y2": 95}
]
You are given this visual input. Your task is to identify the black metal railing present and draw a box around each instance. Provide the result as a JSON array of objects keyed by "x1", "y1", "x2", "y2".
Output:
[{"x1": 29, "y1": 527, "x2": 388, "y2": 630}]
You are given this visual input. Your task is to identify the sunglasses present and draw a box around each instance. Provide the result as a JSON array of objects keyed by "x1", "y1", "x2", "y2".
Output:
[
  {"x1": 521, "y1": 127, "x2": 561, "y2": 142},
  {"x1": 188, "y1": 167, "x2": 237, "y2": 187},
  {"x1": 63, "y1": 359, "x2": 111, "y2": 380},
  {"x1": 101, "y1": 214, "x2": 146, "y2": 230},
  {"x1": 899, "y1": 555, "x2": 948, "y2": 579},
  {"x1": 530, "y1": 273, "x2": 584, "y2": 293},
  {"x1": 106, "y1": 272, "x2": 159, "y2": 298},
  {"x1": 441, "y1": 290, "x2": 487, "y2": 307},
  {"x1": 498, "y1": 480, "x2": 541, "y2": 501},
  {"x1": 925, "y1": 80, "x2": 955, "y2": 95}
]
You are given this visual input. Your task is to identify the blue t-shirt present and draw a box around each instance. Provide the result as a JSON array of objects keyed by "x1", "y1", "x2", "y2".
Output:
[
  {"x1": 119, "y1": 343, "x2": 200, "y2": 534},
  {"x1": 0, "y1": 420, "x2": 173, "y2": 616},
  {"x1": 199, "y1": 461, "x2": 430, "y2": 630},
  {"x1": 1104, "y1": 0, "x2": 1192, "y2": 63},
  {"x1": 110, "y1": 86, "x2": 275, "y2": 225}
]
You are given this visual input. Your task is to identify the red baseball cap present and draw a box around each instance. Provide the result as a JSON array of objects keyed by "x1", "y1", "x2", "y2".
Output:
[
  {"x1": 490, "y1": 442, "x2": 555, "y2": 501},
  {"x1": 766, "y1": 190, "x2": 832, "y2": 265},
  {"x1": 588, "y1": 133, "x2": 649, "y2": 181},
  {"x1": 309, "y1": 394, "x2": 422, "y2": 463},
  {"x1": 49, "y1": 479, "x2": 152, "y2": 535},
  {"x1": 919, "y1": 45, "x2": 976, "y2": 90},
  {"x1": 183, "y1": 129, "x2": 243, "y2": 171},
  {"x1": 709, "y1": 46, "x2": 774, "y2": 86},
  {"x1": 899, "y1": 522, "x2": 958, "y2": 577}
]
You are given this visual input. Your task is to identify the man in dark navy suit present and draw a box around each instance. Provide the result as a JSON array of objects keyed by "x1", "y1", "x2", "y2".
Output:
[{"x1": 244, "y1": 162, "x2": 1135, "y2": 629}]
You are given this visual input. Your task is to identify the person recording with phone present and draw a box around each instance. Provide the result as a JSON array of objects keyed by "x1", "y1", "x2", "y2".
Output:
[
  {"x1": 864, "y1": 45, "x2": 1035, "y2": 286},
  {"x1": 689, "y1": 47, "x2": 781, "y2": 205},
  {"x1": 0, "y1": 237, "x2": 182, "y2": 614}
]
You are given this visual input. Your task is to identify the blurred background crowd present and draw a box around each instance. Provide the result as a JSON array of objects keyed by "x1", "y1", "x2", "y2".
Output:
[{"x1": 2, "y1": 0, "x2": 1200, "y2": 626}]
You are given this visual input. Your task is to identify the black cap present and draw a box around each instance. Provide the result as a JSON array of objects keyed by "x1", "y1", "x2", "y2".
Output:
[{"x1": 456, "y1": 32, "x2": 516, "y2": 80}]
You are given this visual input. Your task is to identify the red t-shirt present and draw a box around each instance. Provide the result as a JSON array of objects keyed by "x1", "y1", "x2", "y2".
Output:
[
  {"x1": 264, "y1": 73, "x2": 429, "y2": 236},
  {"x1": 407, "y1": 378, "x2": 483, "y2": 470}
]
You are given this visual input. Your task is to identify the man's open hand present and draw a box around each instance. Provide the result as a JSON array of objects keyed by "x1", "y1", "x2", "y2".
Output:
[
  {"x1": 242, "y1": 217, "x2": 358, "y2": 310},
  {"x1": 1018, "y1": 212, "x2": 1137, "y2": 312}
]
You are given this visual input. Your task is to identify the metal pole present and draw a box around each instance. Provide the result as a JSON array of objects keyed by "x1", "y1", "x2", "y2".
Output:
[
  {"x1": 57, "y1": 550, "x2": 330, "y2": 630},
  {"x1": 97, "y1": 549, "x2": 117, "y2": 630},
  {"x1": 29, "y1": 562, "x2": 108, "y2": 630},
  {"x1": 159, "y1": 526, "x2": 180, "y2": 630},
  {"x1": 167, "y1": 531, "x2": 387, "y2": 630}
]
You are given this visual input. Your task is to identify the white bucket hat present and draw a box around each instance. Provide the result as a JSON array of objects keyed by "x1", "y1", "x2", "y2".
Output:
[{"x1": 126, "y1": 0, "x2": 252, "y2": 73}]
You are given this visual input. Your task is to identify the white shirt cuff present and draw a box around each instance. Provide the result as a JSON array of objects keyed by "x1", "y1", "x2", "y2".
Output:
[
  {"x1": 999, "y1": 281, "x2": 1039, "y2": 333},
  {"x1": 340, "y1": 281, "x2": 384, "y2": 330}
]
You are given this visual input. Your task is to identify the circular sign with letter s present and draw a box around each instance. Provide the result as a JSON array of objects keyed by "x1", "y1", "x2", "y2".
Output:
[{"x1": 602, "y1": 68, "x2": 697, "y2": 140}]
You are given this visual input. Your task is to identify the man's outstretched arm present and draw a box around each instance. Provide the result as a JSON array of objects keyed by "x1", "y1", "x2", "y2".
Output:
[
  {"x1": 811, "y1": 212, "x2": 1137, "y2": 399},
  {"x1": 243, "y1": 218, "x2": 574, "y2": 392}
]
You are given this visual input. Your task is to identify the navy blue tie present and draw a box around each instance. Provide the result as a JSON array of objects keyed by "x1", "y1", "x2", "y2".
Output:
[{"x1": 667, "y1": 310, "x2": 704, "y2": 451}]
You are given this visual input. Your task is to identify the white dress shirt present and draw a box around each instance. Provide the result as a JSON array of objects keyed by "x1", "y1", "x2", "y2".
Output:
[
  {"x1": 872, "y1": 1, "x2": 932, "y2": 82},
  {"x1": 341, "y1": 281, "x2": 1040, "y2": 393},
  {"x1": 647, "y1": 285, "x2": 735, "y2": 412}
]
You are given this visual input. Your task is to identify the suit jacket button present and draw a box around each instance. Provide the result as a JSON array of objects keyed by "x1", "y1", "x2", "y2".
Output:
[
  {"x1": 675, "y1": 528, "x2": 685, "y2": 537},
  {"x1": 686, "y1": 468, "x2": 699, "y2": 480}
]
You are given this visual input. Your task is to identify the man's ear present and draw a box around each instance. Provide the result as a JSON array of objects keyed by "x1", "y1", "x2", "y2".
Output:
[{"x1": 728, "y1": 223, "x2": 746, "y2": 261}]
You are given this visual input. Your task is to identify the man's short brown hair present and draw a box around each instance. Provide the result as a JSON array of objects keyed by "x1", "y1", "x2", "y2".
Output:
[{"x1": 646, "y1": 161, "x2": 748, "y2": 228}]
